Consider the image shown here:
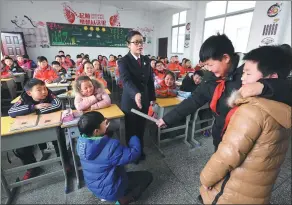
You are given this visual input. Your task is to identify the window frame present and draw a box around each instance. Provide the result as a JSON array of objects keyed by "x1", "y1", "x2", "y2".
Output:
[
  {"x1": 202, "y1": 1, "x2": 255, "y2": 51},
  {"x1": 171, "y1": 11, "x2": 187, "y2": 54}
]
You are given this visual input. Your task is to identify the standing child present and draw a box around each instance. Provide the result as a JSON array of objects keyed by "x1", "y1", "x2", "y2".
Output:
[
  {"x1": 8, "y1": 78, "x2": 70, "y2": 179},
  {"x1": 77, "y1": 112, "x2": 153, "y2": 204},
  {"x1": 155, "y1": 71, "x2": 178, "y2": 98},
  {"x1": 74, "y1": 76, "x2": 111, "y2": 111},
  {"x1": 34, "y1": 56, "x2": 61, "y2": 83},
  {"x1": 200, "y1": 45, "x2": 292, "y2": 205}
]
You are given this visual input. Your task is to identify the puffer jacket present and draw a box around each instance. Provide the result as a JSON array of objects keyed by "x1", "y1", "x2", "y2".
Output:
[
  {"x1": 200, "y1": 96, "x2": 291, "y2": 204},
  {"x1": 77, "y1": 134, "x2": 141, "y2": 201},
  {"x1": 74, "y1": 79, "x2": 111, "y2": 111}
]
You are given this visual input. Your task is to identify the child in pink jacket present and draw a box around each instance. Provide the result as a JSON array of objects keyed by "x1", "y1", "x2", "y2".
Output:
[{"x1": 74, "y1": 75, "x2": 111, "y2": 111}]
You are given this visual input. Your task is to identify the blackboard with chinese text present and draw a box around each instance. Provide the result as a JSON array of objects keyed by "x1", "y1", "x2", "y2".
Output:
[{"x1": 47, "y1": 22, "x2": 132, "y2": 47}]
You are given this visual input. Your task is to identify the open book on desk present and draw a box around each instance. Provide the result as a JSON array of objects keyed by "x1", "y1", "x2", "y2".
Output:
[
  {"x1": 10, "y1": 115, "x2": 38, "y2": 131},
  {"x1": 36, "y1": 112, "x2": 62, "y2": 128}
]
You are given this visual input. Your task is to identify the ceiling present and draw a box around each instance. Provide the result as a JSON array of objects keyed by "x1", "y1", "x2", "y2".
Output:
[{"x1": 10, "y1": 0, "x2": 192, "y2": 12}]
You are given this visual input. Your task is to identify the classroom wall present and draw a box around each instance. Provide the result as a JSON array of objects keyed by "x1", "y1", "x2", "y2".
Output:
[
  {"x1": 247, "y1": 1, "x2": 291, "y2": 52},
  {"x1": 0, "y1": 0, "x2": 156, "y2": 63},
  {"x1": 155, "y1": 1, "x2": 291, "y2": 65},
  {"x1": 154, "y1": 1, "x2": 206, "y2": 64}
]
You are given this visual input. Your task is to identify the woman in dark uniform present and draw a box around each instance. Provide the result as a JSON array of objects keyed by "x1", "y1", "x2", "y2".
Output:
[{"x1": 118, "y1": 31, "x2": 156, "y2": 162}]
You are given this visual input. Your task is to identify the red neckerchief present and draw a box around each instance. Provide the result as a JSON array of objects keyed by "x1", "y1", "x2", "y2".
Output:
[
  {"x1": 221, "y1": 106, "x2": 239, "y2": 138},
  {"x1": 210, "y1": 79, "x2": 225, "y2": 115}
]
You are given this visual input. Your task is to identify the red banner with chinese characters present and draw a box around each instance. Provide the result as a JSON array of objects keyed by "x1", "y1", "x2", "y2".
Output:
[{"x1": 62, "y1": 3, "x2": 106, "y2": 26}]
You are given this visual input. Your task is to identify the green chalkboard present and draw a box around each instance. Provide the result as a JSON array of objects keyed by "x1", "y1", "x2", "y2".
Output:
[{"x1": 46, "y1": 22, "x2": 132, "y2": 47}]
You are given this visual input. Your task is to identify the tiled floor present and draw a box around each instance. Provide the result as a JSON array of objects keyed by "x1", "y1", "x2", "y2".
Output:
[
  {"x1": 1, "y1": 135, "x2": 291, "y2": 204},
  {"x1": 1, "y1": 78, "x2": 291, "y2": 204}
]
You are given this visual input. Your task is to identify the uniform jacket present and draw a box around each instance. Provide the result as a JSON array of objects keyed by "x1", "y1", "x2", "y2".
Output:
[
  {"x1": 162, "y1": 53, "x2": 292, "y2": 147},
  {"x1": 200, "y1": 96, "x2": 291, "y2": 204},
  {"x1": 8, "y1": 89, "x2": 62, "y2": 118},
  {"x1": 119, "y1": 52, "x2": 156, "y2": 113}
]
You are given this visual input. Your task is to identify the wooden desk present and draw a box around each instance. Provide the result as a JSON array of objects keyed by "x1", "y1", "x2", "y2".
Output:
[
  {"x1": 1, "y1": 78, "x2": 17, "y2": 100},
  {"x1": 46, "y1": 82, "x2": 71, "y2": 91},
  {"x1": 153, "y1": 97, "x2": 191, "y2": 155},
  {"x1": 156, "y1": 97, "x2": 182, "y2": 107},
  {"x1": 1, "y1": 111, "x2": 68, "y2": 204},
  {"x1": 61, "y1": 104, "x2": 125, "y2": 189}
]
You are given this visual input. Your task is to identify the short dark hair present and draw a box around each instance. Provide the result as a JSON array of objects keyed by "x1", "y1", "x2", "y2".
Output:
[
  {"x1": 23, "y1": 54, "x2": 29, "y2": 59},
  {"x1": 76, "y1": 54, "x2": 82, "y2": 58},
  {"x1": 185, "y1": 59, "x2": 191, "y2": 63},
  {"x1": 174, "y1": 55, "x2": 178, "y2": 57},
  {"x1": 51, "y1": 61, "x2": 60, "y2": 66},
  {"x1": 78, "y1": 112, "x2": 105, "y2": 136},
  {"x1": 58, "y1": 50, "x2": 64, "y2": 54},
  {"x1": 37, "y1": 56, "x2": 47, "y2": 63},
  {"x1": 109, "y1": 54, "x2": 114, "y2": 57},
  {"x1": 55, "y1": 55, "x2": 61, "y2": 59},
  {"x1": 155, "y1": 60, "x2": 164, "y2": 66},
  {"x1": 24, "y1": 78, "x2": 45, "y2": 91},
  {"x1": 60, "y1": 55, "x2": 66, "y2": 58},
  {"x1": 66, "y1": 54, "x2": 71, "y2": 58},
  {"x1": 126, "y1": 30, "x2": 142, "y2": 43},
  {"x1": 243, "y1": 45, "x2": 291, "y2": 79},
  {"x1": 80, "y1": 53, "x2": 84, "y2": 55},
  {"x1": 193, "y1": 70, "x2": 204, "y2": 77},
  {"x1": 164, "y1": 70, "x2": 175, "y2": 79},
  {"x1": 4, "y1": 56, "x2": 13, "y2": 61},
  {"x1": 118, "y1": 55, "x2": 122, "y2": 57},
  {"x1": 199, "y1": 33, "x2": 234, "y2": 62}
]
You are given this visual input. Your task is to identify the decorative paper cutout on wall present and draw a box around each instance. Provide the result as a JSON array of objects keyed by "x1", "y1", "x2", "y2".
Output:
[
  {"x1": 62, "y1": 3, "x2": 106, "y2": 26},
  {"x1": 109, "y1": 13, "x2": 121, "y2": 27},
  {"x1": 10, "y1": 15, "x2": 49, "y2": 48},
  {"x1": 267, "y1": 2, "x2": 282, "y2": 17}
]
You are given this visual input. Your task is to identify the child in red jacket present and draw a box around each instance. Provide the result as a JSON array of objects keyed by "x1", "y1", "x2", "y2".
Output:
[
  {"x1": 155, "y1": 71, "x2": 178, "y2": 98},
  {"x1": 179, "y1": 59, "x2": 195, "y2": 77},
  {"x1": 33, "y1": 56, "x2": 61, "y2": 83},
  {"x1": 153, "y1": 60, "x2": 166, "y2": 87},
  {"x1": 108, "y1": 54, "x2": 116, "y2": 67}
]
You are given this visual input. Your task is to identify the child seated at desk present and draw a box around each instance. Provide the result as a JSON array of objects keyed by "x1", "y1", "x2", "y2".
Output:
[
  {"x1": 180, "y1": 70, "x2": 204, "y2": 93},
  {"x1": 16, "y1": 55, "x2": 33, "y2": 71},
  {"x1": 66, "y1": 54, "x2": 75, "y2": 67},
  {"x1": 8, "y1": 78, "x2": 70, "y2": 180},
  {"x1": 3, "y1": 56, "x2": 24, "y2": 74},
  {"x1": 76, "y1": 54, "x2": 83, "y2": 67},
  {"x1": 155, "y1": 71, "x2": 178, "y2": 98},
  {"x1": 76, "y1": 58, "x2": 88, "y2": 76},
  {"x1": 79, "y1": 61, "x2": 108, "y2": 88},
  {"x1": 77, "y1": 112, "x2": 153, "y2": 204},
  {"x1": 1, "y1": 61, "x2": 13, "y2": 78},
  {"x1": 167, "y1": 56, "x2": 181, "y2": 71},
  {"x1": 34, "y1": 56, "x2": 61, "y2": 84},
  {"x1": 74, "y1": 76, "x2": 111, "y2": 111},
  {"x1": 108, "y1": 54, "x2": 117, "y2": 67},
  {"x1": 61, "y1": 55, "x2": 72, "y2": 69},
  {"x1": 179, "y1": 59, "x2": 195, "y2": 77},
  {"x1": 52, "y1": 61, "x2": 67, "y2": 76},
  {"x1": 153, "y1": 60, "x2": 166, "y2": 87}
]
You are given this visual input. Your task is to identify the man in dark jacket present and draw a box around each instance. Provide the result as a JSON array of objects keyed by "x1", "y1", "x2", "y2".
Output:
[{"x1": 157, "y1": 34, "x2": 292, "y2": 151}]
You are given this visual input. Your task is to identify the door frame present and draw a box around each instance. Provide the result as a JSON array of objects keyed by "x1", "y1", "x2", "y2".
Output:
[
  {"x1": 1, "y1": 32, "x2": 28, "y2": 56},
  {"x1": 158, "y1": 37, "x2": 168, "y2": 58}
]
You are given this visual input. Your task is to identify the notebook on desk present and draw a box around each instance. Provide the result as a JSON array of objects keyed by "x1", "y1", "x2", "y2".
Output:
[
  {"x1": 10, "y1": 115, "x2": 38, "y2": 131},
  {"x1": 37, "y1": 112, "x2": 62, "y2": 128}
]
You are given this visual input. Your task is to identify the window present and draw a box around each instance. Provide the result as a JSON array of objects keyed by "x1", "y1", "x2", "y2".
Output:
[
  {"x1": 203, "y1": 1, "x2": 255, "y2": 53},
  {"x1": 172, "y1": 11, "x2": 187, "y2": 54}
]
